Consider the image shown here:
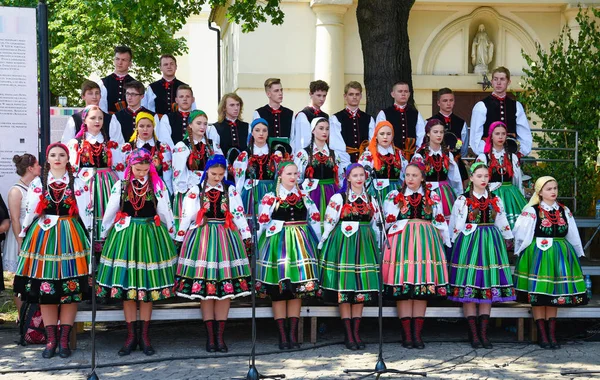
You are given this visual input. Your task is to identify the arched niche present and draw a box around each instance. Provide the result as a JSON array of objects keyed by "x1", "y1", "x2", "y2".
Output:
[{"x1": 417, "y1": 7, "x2": 539, "y2": 76}]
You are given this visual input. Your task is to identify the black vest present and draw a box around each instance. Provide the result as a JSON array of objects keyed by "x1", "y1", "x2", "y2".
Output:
[
  {"x1": 462, "y1": 192, "x2": 499, "y2": 224},
  {"x1": 481, "y1": 95, "x2": 517, "y2": 138},
  {"x1": 101, "y1": 74, "x2": 136, "y2": 113},
  {"x1": 72, "y1": 111, "x2": 112, "y2": 141},
  {"x1": 299, "y1": 107, "x2": 329, "y2": 125},
  {"x1": 428, "y1": 112, "x2": 464, "y2": 140},
  {"x1": 121, "y1": 180, "x2": 157, "y2": 218},
  {"x1": 255, "y1": 105, "x2": 294, "y2": 138},
  {"x1": 165, "y1": 111, "x2": 191, "y2": 147},
  {"x1": 334, "y1": 109, "x2": 372, "y2": 163},
  {"x1": 213, "y1": 119, "x2": 249, "y2": 155},
  {"x1": 149, "y1": 78, "x2": 187, "y2": 115},
  {"x1": 339, "y1": 194, "x2": 373, "y2": 222},
  {"x1": 272, "y1": 194, "x2": 307, "y2": 221},
  {"x1": 533, "y1": 204, "x2": 569, "y2": 238},
  {"x1": 115, "y1": 107, "x2": 155, "y2": 143},
  {"x1": 382, "y1": 106, "x2": 418, "y2": 148}
]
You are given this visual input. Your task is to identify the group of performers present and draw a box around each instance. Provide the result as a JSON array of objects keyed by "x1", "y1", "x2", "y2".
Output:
[{"x1": 2, "y1": 46, "x2": 588, "y2": 360}]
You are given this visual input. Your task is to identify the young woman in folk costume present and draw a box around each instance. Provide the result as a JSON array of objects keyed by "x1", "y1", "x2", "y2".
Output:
[
  {"x1": 14, "y1": 143, "x2": 92, "y2": 359},
  {"x1": 67, "y1": 105, "x2": 124, "y2": 254},
  {"x1": 256, "y1": 161, "x2": 320, "y2": 350},
  {"x1": 475, "y1": 121, "x2": 525, "y2": 229},
  {"x1": 121, "y1": 112, "x2": 173, "y2": 195},
  {"x1": 358, "y1": 120, "x2": 407, "y2": 201},
  {"x1": 411, "y1": 119, "x2": 462, "y2": 223},
  {"x1": 382, "y1": 162, "x2": 450, "y2": 349},
  {"x1": 448, "y1": 162, "x2": 515, "y2": 349},
  {"x1": 513, "y1": 176, "x2": 587, "y2": 349},
  {"x1": 318, "y1": 163, "x2": 381, "y2": 351},
  {"x1": 172, "y1": 110, "x2": 222, "y2": 231},
  {"x1": 96, "y1": 148, "x2": 177, "y2": 356},
  {"x1": 233, "y1": 118, "x2": 284, "y2": 216},
  {"x1": 174, "y1": 154, "x2": 252, "y2": 353},
  {"x1": 294, "y1": 117, "x2": 343, "y2": 221}
]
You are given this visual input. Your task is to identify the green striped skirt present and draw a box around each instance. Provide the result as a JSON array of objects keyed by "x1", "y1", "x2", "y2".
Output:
[
  {"x1": 96, "y1": 217, "x2": 178, "y2": 302},
  {"x1": 14, "y1": 216, "x2": 90, "y2": 304},
  {"x1": 514, "y1": 237, "x2": 588, "y2": 306},
  {"x1": 319, "y1": 222, "x2": 379, "y2": 304},
  {"x1": 255, "y1": 221, "x2": 319, "y2": 300},
  {"x1": 492, "y1": 182, "x2": 526, "y2": 229},
  {"x1": 308, "y1": 178, "x2": 338, "y2": 223},
  {"x1": 448, "y1": 225, "x2": 516, "y2": 303},
  {"x1": 172, "y1": 192, "x2": 186, "y2": 233},
  {"x1": 175, "y1": 219, "x2": 251, "y2": 300},
  {"x1": 92, "y1": 168, "x2": 120, "y2": 245}
]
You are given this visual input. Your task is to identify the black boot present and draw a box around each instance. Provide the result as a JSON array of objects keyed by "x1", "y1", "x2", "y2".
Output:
[
  {"x1": 216, "y1": 320, "x2": 228, "y2": 352},
  {"x1": 118, "y1": 321, "x2": 138, "y2": 356},
  {"x1": 42, "y1": 325, "x2": 58, "y2": 359},
  {"x1": 138, "y1": 320, "x2": 155, "y2": 356},
  {"x1": 400, "y1": 317, "x2": 413, "y2": 349},
  {"x1": 547, "y1": 318, "x2": 560, "y2": 349},
  {"x1": 204, "y1": 320, "x2": 217, "y2": 352},
  {"x1": 342, "y1": 318, "x2": 357, "y2": 350},
  {"x1": 352, "y1": 318, "x2": 365, "y2": 349},
  {"x1": 535, "y1": 319, "x2": 550, "y2": 349},
  {"x1": 466, "y1": 316, "x2": 481, "y2": 349},
  {"x1": 58, "y1": 324, "x2": 73, "y2": 358},
  {"x1": 288, "y1": 317, "x2": 301, "y2": 348},
  {"x1": 275, "y1": 318, "x2": 289, "y2": 350},
  {"x1": 479, "y1": 315, "x2": 493, "y2": 349},
  {"x1": 412, "y1": 317, "x2": 425, "y2": 349}
]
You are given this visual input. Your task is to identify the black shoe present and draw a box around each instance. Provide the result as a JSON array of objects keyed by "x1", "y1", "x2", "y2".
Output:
[
  {"x1": 205, "y1": 320, "x2": 217, "y2": 352},
  {"x1": 275, "y1": 318, "x2": 289, "y2": 350},
  {"x1": 118, "y1": 321, "x2": 138, "y2": 356},
  {"x1": 466, "y1": 316, "x2": 482, "y2": 349},
  {"x1": 216, "y1": 320, "x2": 228, "y2": 353},
  {"x1": 138, "y1": 320, "x2": 155, "y2": 356},
  {"x1": 288, "y1": 317, "x2": 301, "y2": 348},
  {"x1": 412, "y1": 317, "x2": 425, "y2": 349},
  {"x1": 478, "y1": 315, "x2": 493, "y2": 349},
  {"x1": 58, "y1": 325, "x2": 73, "y2": 358},
  {"x1": 352, "y1": 318, "x2": 365, "y2": 349},
  {"x1": 42, "y1": 325, "x2": 58, "y2": 359},
  {"x1": 342, "y1": 318, "x2": 357, "y2": 350}
]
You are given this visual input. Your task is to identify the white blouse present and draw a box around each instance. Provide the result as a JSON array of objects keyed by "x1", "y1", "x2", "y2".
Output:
[
  {"x1": 294, "y1": 143, "x2": 345, "y2": 187},
  {"x1": 411, "y1": 147, "x2": 463, "y2": 195},
  {"x1": 476, "y1": 149, "x2": 523, "y2": 194},
  {"x1": 171, "y1": 138, "x2": 223, "y2": 194},
  {"x1": 232, "y1": 147, "x2": 283, "y2": 194}
]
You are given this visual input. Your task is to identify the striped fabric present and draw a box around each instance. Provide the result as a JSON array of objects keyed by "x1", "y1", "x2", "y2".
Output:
[
  {"x1": 492, "y1": 182, "x2": 526, "y2": 229},
  {"x1": 96, "y1": 218, "x2": 178, "y2": 302},
  {"x1": 256, "y1": 221, "x2": 319, "y2": 300},
  {"x1": 172, "y1": 192, "x2": 186, "y2": 232},
  {"x1": 241, "y1": 179, "x2": 274, "y2": 216},
  {"x1": 93, "y1": 168, "x2": 120, "y2": 243},
  {"x1": 432, "y1": 180, "x2": 457, "y2": 223},
  {"x1": 514, "y1": 237, "x2": 588, "y2": 307},
  {"x1": 175, "y1": 219, "x2": 251, "y2": 300},
  {"x1": 448, "y1": 225, "x2": 515, "y2": 303},
  {"x1": 366, "y1": 179, "x2": 402, "y2": 204},
  {"x1": 308, "y1": 178, "x2": 338, "y2": 222},
  {"x1": 319, "y1": 222, "x2": 380, "y2": 304},
  {"x1": 383, "y1": 219, "x2": 449, "y2": 300}
]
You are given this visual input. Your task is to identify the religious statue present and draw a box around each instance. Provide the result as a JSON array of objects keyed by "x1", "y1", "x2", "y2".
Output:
[{"x1": 471, "y1": 24, "x2": 494, "y2": 74}]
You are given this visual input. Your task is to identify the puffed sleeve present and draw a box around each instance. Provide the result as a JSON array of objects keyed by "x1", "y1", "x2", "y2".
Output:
[
  {"x1": 564, "y1": 206, "x2": 584, "y2": 257},
  {"x1": 257, "y1": 192, "x2": 276, "y2": 238},
  {"x1": 513, "y1": 206, "x2": 536, "y2": 256},
  {"x1": 469, "y1": 101, "x2": 487, "y2": 156},
  {"x1": 415, "y1": 112, "x2": 426, "y2": 148},
  {"x1": 399, "y1": 154, "x2": 408, "y2": 183},
  {"x1": 68, "y1": 139, "x2": 81, "y2": 172},
  {"x1": 516, "y1": 101, "x2": 532, "y2": 156},
  {"x1": 431, "y1": 193, "x2": 451, "y2": 247},
  {"x1": 74, "y1": 176, "x2": 93, "y2": 231},
  {"x1": 206, "y1": 126, "x2": 223, "y2": 155},
  {"x1": 157, "y1": 116, "x2": 175, "y2": 150},
  {"x1": 176, "y1": 185, "x2": 200, "y2": 241},
  {"x1": 511, "y1": 153, "x2": 524, "y2": 194},
  {"x1": 294, "y1": 149, "x2": 309, "y2": 181},
  {"x1": 155, "y1": 185, "x2": 175, "y2": 239},
  {"x1": 19, "y1": 177, "x2": 43, "y2": 237},
  {"x1": 449, "y1": 195, "x2": 468, "y2": 243},
  {"x1": 370, "y1": 196, "x2": 382, "y2": 245},
  {"x1": 475, "y1": 153, "x2": 488, "y2": 164},
  {"x1": 172, "y1": 142, "x2": 191, "y2": 194},
  {"x1": 160, "y1": 143, "x2": 174, "y2": 195},
  {"x1": 358, "y1": 151, "x2": 374, "y2": 188},
  {"x1": 233, "y1": 151, "x2": 249, "y2": 194},
  {"x1": 447, "y1": 152, "x2": 464, "y2": 195},
  {"x1": 328, "y1": 115, "x2": 351, "y2": 168},
  {"x1": 109, "y1": 142, "x2": 125, "y2": 180},
  {"x1": 335, "y1": 153, "x2": 345, "y2": 184},
  {"x1": 109, "y1": 115, "x2": 125, "y2": 145},
  {"x1": 383, "y1": 190, "x2": 401, "y2": 232},
  {"x1": 318, "y1": 193, "x2": 343, "y2": 249},
  {"x1": 304, "y1": 194, "x2": 323, "y2": 241},
  {"x1": 100, "y1": 180, "x2": 122, "y2": 239},
  {"x1": 494, "y1": 197, "x2": 514, "y2": 240},
  {"x1": 229, "y1": 186, "x2": 251, "y2": 240}
]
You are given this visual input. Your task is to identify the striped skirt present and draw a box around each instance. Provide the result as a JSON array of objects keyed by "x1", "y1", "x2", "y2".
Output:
[
  {"x1": 14, "y1": 216, "x2": 90, "y2": 304},
  {"x1": 241, "y1": 179, "x2": 274, "y2": 216},
  {"x1": 383, "y1": 219, "x2": 449, "y2": 300},
  {"x1": 493, "y1": 182, "x2": 526, "y2": 229},
  {"x1": 514, "y1": 237, "x2": 588, "y2": 307},
  {"x1": 308, "y1": 178, "x2": 339, "y2": 223},
  {"x1": 367, "y1": 178, "x2": 402, "y2": 204},
  {"x1": 430, "y1": 180, "x2": 457, "y2": 223},
  {"x1": 255, "y1": 221, "x2": 319, "y2": 300},
  {"x1": 175, "y1": 219, "x2": 251, "y2": 300},
  {"x1": 172, "y1": 191, "x2": 186, "y2": 233},
  {"x1": 96, "y1": 217, "x2": 178, "y2": 302},
  {"x1": 448, "y1": 225, "x2": 515, "y2": 303},
  {"x1": 319, "y1": 222, "x2": 380, "y2": 304},
  {"x1": 93, "y1": 168, "x2": 120, "y2": 244}
]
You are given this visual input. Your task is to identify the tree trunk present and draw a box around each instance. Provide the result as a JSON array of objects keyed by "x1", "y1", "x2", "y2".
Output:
[{"x1": 356, "y1": 0, "x2": 415, "y2": 116}]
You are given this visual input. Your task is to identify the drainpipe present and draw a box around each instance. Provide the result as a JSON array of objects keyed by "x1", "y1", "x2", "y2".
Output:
[{"x1": 208, "y1": 9, "x2": 222, "y2": 102}]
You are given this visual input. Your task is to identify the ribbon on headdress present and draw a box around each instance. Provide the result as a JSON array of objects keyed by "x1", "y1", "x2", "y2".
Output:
[
  {"x1": 124, "y1": 148, "x2": 164, "y2": 193},
  {"x1": 368, "y1": 121, "x2": 395, "y2": 171},
  {"x1": 483, "y1": 121, "x2": 507, "y2": 154},
  {"x1": 75, "y1": 105, "x2": 102, "y2": 139}
]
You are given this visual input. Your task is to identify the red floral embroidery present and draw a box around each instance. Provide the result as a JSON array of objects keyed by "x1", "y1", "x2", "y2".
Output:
[
  {"x1": 541, "y1": 239, "x2": 548, "y2": 245},
  {"x1": 386, "y1": 214, "x2": 396, "y2": 223},
  {"x1": 122, "y1": 144, "x2": 132, "y2": 152},
  {"x1": 189, "y1": 193, "x2": 197, "y2": 199},
  {"x1": 269, "y1": 225, "x2": 276, "y2": 231},
  {"x1": 258, "y1": 214, "x2": 270, "y2": 223},
  {"x1": 311, "y1": 212, "x2": 321, "y2": 222},
  {"x1": 177, "y1": 230, "x2": 185, "y2": 236},
  {"x1": 466, "y1": 223, "x2": 472, "y2": 229},
  {"x1": 435, "y1": 214, "x2": 445, "y2": 223},
  {"x1": 43, "y1": 218, "x2": 51, "y2": 224},
  {"x1": 345, "y1": 225, "x2": 353, "y2": 232},
  {"x1": 34, "y1": 187, "x2": 42, "y2": 193},
  {"x1": 115, "y1": 163, "x2": 125, "y2": 172}
]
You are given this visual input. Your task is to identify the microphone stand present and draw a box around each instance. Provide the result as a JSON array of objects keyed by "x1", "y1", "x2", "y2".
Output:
[
  {"x1": 86, "y1": 169, "x2": 100, "y2": 380},
  {"x1": 344, "y1": 166, "x2": 426, "y2": 379},
  {"x1": 234, "y1": 170, "x2": 284, "y2": 380}
]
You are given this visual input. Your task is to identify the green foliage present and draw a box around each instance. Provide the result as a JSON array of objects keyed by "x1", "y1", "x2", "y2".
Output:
[
  {"x1": 519, "y1": 7, "x2": 600, "y2": 216},
  {"x1": 6, "y1": 0, "x2": 283, "y2": 105}
]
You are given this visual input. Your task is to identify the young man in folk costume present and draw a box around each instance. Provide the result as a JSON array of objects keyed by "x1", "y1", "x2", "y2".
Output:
[
  {"x1": 291, "y1": 80, "x2": 330, "y2": 153},
  {"x1": 157, "y1": 85, "x2": 197, "y2": 150},
  {"x1": 98, "y1": 45, "x2": 137, "y2": 114},
  {"x1": 252, "y1": 78, "x2": 294, "y2": 141},
  {"x1": 114, "y1": 81, "x2": 159, "y2": 142}
]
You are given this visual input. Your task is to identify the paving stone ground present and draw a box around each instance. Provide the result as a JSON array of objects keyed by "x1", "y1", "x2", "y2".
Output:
[{"x1": 1, "y1": 319, "x2": 600, "y2": 380}]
